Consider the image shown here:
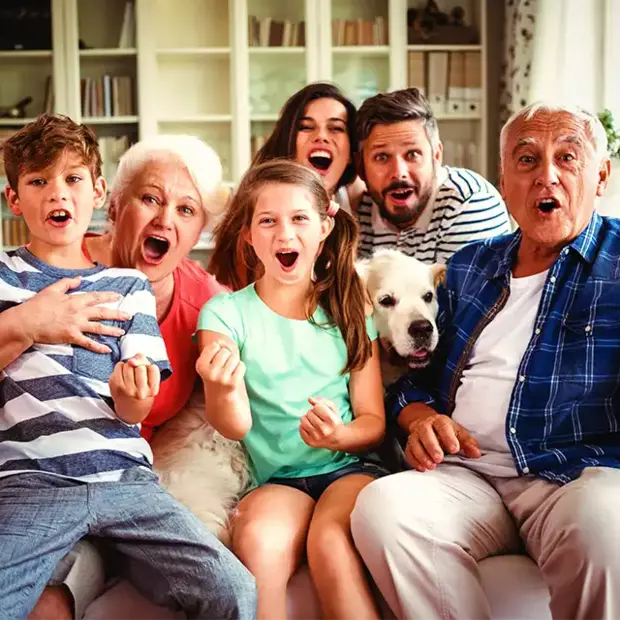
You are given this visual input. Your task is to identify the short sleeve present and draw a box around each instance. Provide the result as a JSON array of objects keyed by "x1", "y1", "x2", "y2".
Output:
[
  {"x1": 118, "y1": 277, "x2": 172, "y2": 381},
  {"x1": 365, "y1": 314, "x2": 378, "y2": 341},
  {"x1": 197, "y1": 292, "x2": 244, "y2": 349}
]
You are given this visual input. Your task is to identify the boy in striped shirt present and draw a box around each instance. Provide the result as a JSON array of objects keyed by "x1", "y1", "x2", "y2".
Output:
[
  {"x1": 0, "y1": 115, "x2": 255, "y2": 619},
  {"x1": 354, "y1": 88, "x2": 511, "y2": 263}
]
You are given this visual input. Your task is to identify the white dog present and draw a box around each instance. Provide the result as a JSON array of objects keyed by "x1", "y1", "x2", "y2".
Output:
[
  {"x1": 150, "y1": 389, "x2": 249, "y2": 547},
  {"x1": 357, "y1": 249, "x2": 446, "y2": 386}
]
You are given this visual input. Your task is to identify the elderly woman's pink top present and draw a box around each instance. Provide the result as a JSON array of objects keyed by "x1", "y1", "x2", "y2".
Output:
[{"x1": 141, "y1": 258, "x2": 227, "y2": 441}]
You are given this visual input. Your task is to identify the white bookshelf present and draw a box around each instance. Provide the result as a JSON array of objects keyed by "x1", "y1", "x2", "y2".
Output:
[{"x1": 0, "y1": 0, "x2": 490, "y2": 253}]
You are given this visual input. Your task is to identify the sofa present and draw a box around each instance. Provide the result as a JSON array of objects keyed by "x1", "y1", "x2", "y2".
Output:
[{"x1": 83, "y1": 555, "x2": 551, "y2": 619}]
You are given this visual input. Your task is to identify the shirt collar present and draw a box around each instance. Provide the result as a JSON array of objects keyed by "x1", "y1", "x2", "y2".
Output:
[{"x1": 487, "y1": 212, "x2": 604, "y2": 280}]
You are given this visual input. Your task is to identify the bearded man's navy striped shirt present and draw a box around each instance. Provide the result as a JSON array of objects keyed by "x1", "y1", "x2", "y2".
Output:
[
  {"x1": 357, "y1": 166, "x2": 511, "y2": 263},
  {"x1": 0, "y1": 247, "x2": 171, "y2": 482}
]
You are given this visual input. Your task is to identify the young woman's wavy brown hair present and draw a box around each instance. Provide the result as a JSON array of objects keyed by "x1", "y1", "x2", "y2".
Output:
[
  {"x1": 209, "y1": 159, "x2": 371, "y2": 374},
  {"x1": 252, "y1": 82, "x2": 358, "y2": 190}
]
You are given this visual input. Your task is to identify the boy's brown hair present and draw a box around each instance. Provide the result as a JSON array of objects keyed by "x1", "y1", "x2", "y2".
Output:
[{"x1": 1, "y1": 114, "x2": 102, "y2": 192}]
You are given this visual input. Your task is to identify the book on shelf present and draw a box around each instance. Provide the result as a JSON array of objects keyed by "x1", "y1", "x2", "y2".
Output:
[
  {"x1": 407, "y1": 51, "x2": 482, "y2": 117},
  {"x1": 98, "y1": 135, "x2": 131, "y2": 183},
  {"x1": 248, "y1": 16, "x2": 305, "y2": 47},
  {"x1": 118, "y1": 0, "x2": 136, "y2": 48},
  {"x1": 43, "y1": 75, "x2": 54, "y2": 114},
  {"x1": 2, "y1": 217, "x2": 29, "y2": 247},
  {"x1": 81, "y1": 76, "x2": 134, "y2": 118},
  {"x1": 464, "y1": 51, "x2": 482, "y2": 114},
  {"x1": 332, "y1": 17, "x2": 387, "y2": 46}
]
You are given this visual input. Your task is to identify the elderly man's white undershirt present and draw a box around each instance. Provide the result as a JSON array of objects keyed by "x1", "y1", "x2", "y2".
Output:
[{"x1": 446, "y1": 269, "x2": 548, "y2": 477}]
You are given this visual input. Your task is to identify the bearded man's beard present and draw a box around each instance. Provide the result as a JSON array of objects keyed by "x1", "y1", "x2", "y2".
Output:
[
  {"x1": 368, "y1": 165, "x2": 438, "y2": 230},
  {"x1": 375, "y1": 184, "x2": 434, "y2": 229}
]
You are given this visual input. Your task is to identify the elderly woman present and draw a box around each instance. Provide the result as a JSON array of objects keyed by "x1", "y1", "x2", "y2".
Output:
[{"x1": 30, "y1": 135, "x2": 232, "y2": 620}]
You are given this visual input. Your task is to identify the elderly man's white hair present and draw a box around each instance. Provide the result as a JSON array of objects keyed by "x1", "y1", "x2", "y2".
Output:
[
  {"x1": 499, "y1": 101, "x2": 609, "y2": 169},
  {"x1": 110, "y1": 134, "x2": 228, "y2": 220}
]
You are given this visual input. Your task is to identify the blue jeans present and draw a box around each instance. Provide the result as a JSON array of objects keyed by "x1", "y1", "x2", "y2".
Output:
[
  {"x1": 0, "y1": 468, "x2": 256, "y2": 620},
  {"x1": 269, "y1": 460, "x2": 389, "y2": 502}
]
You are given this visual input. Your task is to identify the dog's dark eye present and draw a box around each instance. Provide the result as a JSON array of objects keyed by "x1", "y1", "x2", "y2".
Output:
[
  {"x1": 378, "y1": 294, "x2": 396, "y2": 308},
  {"x1": 423, "y1": 291, "x2": 434, "y2": 303}
]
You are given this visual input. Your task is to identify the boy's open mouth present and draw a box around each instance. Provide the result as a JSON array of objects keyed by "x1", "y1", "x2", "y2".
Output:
[
  {"x1": 142, "y1": 235, "x2": 170, "y2": 264},
  {"x1": 46, "y1": 209, "x2": 72, "y2": 226},
  {"x1": 536, "y1": 197, "x2": 560, "y2": 214},
  {"x1": 308, "y1": 150, "x2": 333, "y2": 174},
  {"x1": 276, "y1": 250, "x2": 299, "y2": 271}
]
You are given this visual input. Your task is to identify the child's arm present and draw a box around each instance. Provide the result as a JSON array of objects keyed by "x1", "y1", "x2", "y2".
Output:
[
  {"x1": 196, "y1": 329, "x2": 252, "y2": 441},
  {"x1": 109, "y1": 353, "x2": 160, "y2": 424},
  {"x1": 300, "y1": 339, "x2": 385, "y2": 453}
]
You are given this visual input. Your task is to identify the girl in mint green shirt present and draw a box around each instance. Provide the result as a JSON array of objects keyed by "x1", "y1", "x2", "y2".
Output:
[{"x1": 197, "y1": 160, "x2": 386, "y2": 620}]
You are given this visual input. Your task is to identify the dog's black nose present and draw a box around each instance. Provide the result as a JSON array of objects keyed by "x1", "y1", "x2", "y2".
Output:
[{"x1": 408, "y1": 320, "x2": 433, "y2": 338}]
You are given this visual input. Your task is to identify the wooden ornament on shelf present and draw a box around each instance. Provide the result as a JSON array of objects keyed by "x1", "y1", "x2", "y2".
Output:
[{"x1": 408, "y1": 1, "x2": 478, "y2": 45}]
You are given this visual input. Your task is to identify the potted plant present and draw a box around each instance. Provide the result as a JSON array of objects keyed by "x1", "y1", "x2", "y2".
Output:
[{"x1": 597, "y1": 109, "x2": 620, "y2": 216}]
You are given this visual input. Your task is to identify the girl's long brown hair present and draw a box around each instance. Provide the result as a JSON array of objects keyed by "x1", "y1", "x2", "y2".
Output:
[{"x1": 209, "y1": 160, "x2": 371, "y2": 374}]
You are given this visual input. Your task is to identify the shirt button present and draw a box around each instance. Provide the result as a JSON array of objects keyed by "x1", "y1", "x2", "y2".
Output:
[
  {"x1": 522, "y1": 467, "x2": 530, "y2": 475},
  {"x1": 510, "y1": 427, "x2": 517, "y2": 434},
  {"x1": 519, "y1": 375, "x2": 526, "y2": 382},
  {"x1": 550, "y1": 276, "x2": 557, "y2": 283},
  {"x1": 585, "y1": 325, "x2": 591, "y2": 333},
  {"x1": 563, "y1": 248, "x2": 569, "y2": 255},
  {"x1": 535, "y1": 328, "x2": 541, "y2": 335}
]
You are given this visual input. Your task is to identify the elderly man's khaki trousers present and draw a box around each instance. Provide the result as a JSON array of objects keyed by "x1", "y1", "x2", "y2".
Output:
[{"x1": 351, "y1": 464, "x2": 620, "y2": 619}]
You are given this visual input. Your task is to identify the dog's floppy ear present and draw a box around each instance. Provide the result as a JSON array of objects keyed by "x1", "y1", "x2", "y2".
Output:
[
  {"x1": 355, "y1": 258, "x2": 371, "y2": 284},
  {"x1": 431, "y1": 263, "x2": 447, "y2": 287}
]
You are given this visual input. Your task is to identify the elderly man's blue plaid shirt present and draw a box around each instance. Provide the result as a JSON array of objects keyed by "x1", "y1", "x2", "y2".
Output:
[{"x1": 387, "y1": 213, "x2": 620, "y2": 483}]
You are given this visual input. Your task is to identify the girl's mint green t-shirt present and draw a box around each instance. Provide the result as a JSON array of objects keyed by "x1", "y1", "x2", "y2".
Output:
[{"x1": 197, "y1": 283, "x2": 377, "y2": 486}]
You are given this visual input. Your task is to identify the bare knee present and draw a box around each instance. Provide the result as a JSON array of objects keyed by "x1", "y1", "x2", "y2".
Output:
[{"x1": 232, "y1": 512, "x2": 306, "y2": 577}]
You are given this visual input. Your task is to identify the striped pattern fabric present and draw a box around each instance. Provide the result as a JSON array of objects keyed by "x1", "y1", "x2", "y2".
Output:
[
  {"x1": 0, "y1": 248, "x2": 171, "y2": 482},
  {"x1": 357, "y1": 166, "x2": 511, "y2": 263},
  {"x1": 387, "y1": 213, "x2": 620, "y2": 484}
]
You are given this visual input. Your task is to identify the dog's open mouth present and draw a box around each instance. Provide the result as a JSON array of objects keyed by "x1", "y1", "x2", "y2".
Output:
[
  {"x1": 406, "y1": 349, "x2": 432, "y2": 368},
  {"x1": 308, "y1": 150, "x2": 333, "y2": 174},
  {"x1": 276, "y1": 250, "x2": 299, "y2": 270},
  {"x1": 143, "y1": 236, "x2": 170, "y2": 264},
  {"x1": 536, "y1": 197, "x2": 560, "y2": 214}
]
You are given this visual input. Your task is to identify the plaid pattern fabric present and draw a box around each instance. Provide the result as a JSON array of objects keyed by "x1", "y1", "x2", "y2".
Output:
[{"x1": 387, "y1": 213, "x2": 620, "y2": 483}]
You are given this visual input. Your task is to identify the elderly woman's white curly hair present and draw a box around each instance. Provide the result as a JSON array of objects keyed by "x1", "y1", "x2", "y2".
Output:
[{"x1": 109, "y1": 134, "x2": 229, "y2": 225}]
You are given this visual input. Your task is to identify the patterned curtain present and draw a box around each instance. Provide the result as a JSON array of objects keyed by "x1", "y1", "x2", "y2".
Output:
[{"x1": 499, "y1": 0, "x2": 538, "y2": 124}]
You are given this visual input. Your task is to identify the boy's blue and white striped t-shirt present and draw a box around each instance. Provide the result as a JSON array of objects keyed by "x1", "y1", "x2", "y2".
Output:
[
  {"x1": 0, "y1": 248, "x2": 171, "y2": 483},
  {"x1": 357, "y1": 166, "x2": 511, "y2": 264}
]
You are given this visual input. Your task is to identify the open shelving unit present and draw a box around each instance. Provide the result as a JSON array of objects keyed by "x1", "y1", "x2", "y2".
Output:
[{"x1": 1, "y1": 0, "x2": 489, "y2": 256}]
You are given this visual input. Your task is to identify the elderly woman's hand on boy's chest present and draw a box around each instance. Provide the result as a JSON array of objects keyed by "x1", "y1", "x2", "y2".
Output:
[{"x1": 19, "y1": 276, "x2": 130, "y2": 353}]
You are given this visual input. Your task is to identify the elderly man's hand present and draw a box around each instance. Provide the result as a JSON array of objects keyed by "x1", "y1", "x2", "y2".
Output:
[
  {"x1": 405, "y1": 413, "x2": 480, "y2": 472},
  {"x1": 19, "y1": 277, "x2": 130, "y2": 353}
]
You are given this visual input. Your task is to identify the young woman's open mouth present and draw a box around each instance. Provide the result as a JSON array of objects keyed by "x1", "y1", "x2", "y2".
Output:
[
  {"x1": 275, "y1": 250, "x2": 299, "y2": 272},
  {"x1": 307, "y1": 149, "x2": 333, "y2": 176},
  {"x1": 46, "y1": 209, "x2": 72, "y2": 228},
  {"x1": 142, "y1": 235, "x2": 171, "y2": 265}
]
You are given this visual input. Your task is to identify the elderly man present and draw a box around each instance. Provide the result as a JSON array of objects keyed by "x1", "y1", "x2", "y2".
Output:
[
  {"x1": 350, "y1": 102, "x2": 620, "y2": 619},
  {"x1": 353, "y1": 88, "x2": 511, "y2": 262}
]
